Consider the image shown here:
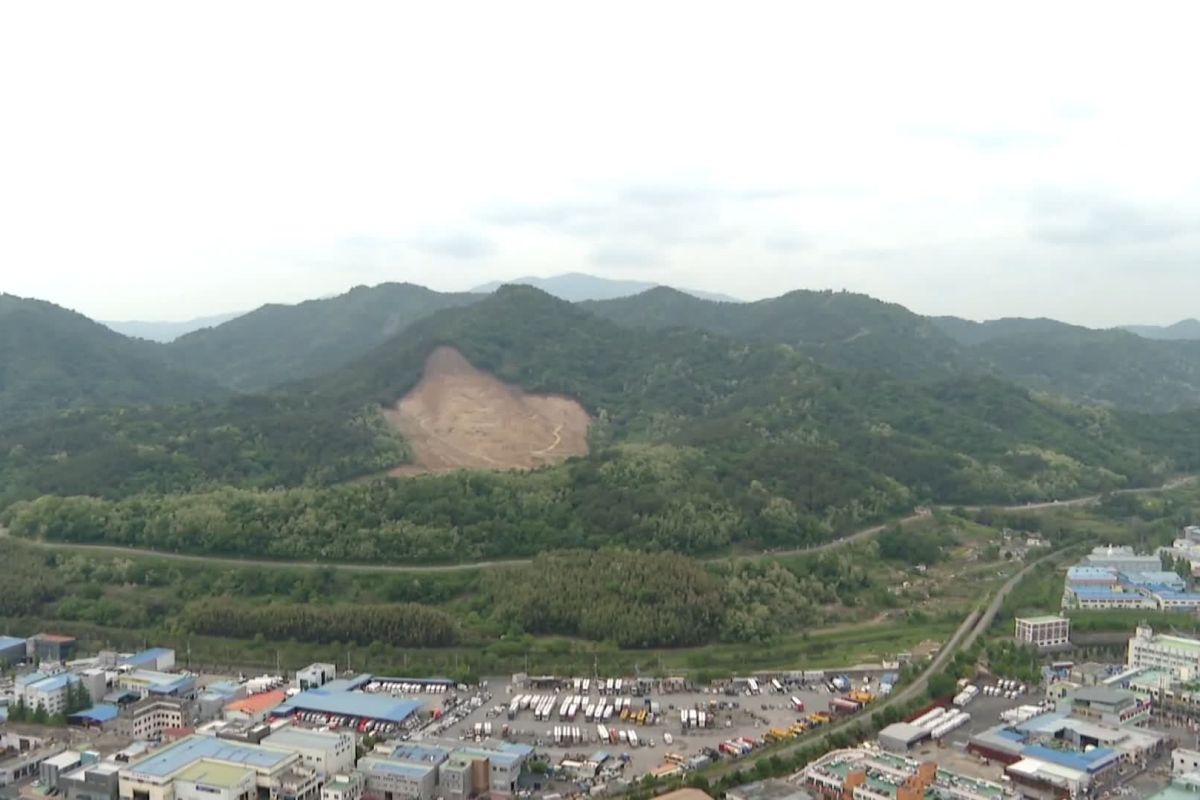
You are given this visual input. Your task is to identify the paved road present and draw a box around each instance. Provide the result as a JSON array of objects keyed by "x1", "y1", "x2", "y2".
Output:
[
  {"x1": 703, "y1": 546, "x2": 1072, "y2": 779},
  {"x1": 0, "y1": 475, "x2": 1189, "y2": 574}
]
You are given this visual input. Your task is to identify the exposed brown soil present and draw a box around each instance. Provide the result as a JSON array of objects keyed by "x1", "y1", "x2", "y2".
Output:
[{"x1": 384, "y1": 346, "x2": 590, "y2": 476}]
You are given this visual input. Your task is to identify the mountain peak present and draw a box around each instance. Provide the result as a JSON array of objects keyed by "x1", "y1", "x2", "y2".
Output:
[{"x1": 470, "y1": 273, "x2": 739, "y2": 303}]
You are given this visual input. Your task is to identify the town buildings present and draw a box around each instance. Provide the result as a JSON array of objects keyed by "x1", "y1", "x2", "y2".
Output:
[
  {"x1": 1128, "y1": 625, "x2": 1200, "y2": 679},
  {"x1": 800, "y1": 747, "x2": 1012, "y2": 799}
]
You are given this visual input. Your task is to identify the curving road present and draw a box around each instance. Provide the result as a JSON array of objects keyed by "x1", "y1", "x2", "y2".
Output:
[{"x1": 0, "y1": 475, "x2": 1189, "y2": 574}]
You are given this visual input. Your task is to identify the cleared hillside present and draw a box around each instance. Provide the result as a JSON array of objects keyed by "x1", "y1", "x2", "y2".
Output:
[{"x1": 385, "y1": 346, "x2": 589, "y2": 474}]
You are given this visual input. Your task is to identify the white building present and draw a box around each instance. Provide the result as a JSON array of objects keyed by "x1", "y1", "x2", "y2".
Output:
[
  {"x1": 321, "y1": 774, "x2": 363, "y2": 800},
  {"x1": 18, "y1": 672, "x2": 80, "y2": 715},
  {"x1": 1128, "y1": 625, "x2": 1200, "y2": 680},
  {"x1": 294, "y1": 664, "x2": 336, "y2": 691},
  {"x1": 261, "y1": 728, "x2": 355, "y2": 778},
  {"x1": 119, "y1": 735, "x2": 319, "y2": 800},
  {"x1": 1015, "y1": 615, "x2": 1070, "y2": 649}
]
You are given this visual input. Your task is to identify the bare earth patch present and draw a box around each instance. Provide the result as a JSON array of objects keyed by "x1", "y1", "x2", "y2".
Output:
[{"x1": 384, "y1": 346, "x2": 590, "y2": 476}]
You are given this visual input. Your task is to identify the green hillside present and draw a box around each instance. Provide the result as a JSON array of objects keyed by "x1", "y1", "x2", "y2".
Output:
[
  {"x1": 0, "y1": 294, "x2": 226, "y2": 427},
  {"x1": 4, "y1": 286, "x2": 1181, "y2": 564},
  {"x1": 166, "y1": 282, "x2": 482, "y2": 391},
  {"x1": 584, "y1": 287, "x2": 973, "y2": 382},
  {"x1": 930, "y1": 316, "x2": 1084, "y2": 346}
]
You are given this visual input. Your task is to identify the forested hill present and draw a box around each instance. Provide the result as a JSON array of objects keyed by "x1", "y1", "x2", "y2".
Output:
[
  {"x1": 929, "y1": 316, "x2": 1083, "y2": 346},
  {"x1": 166, "y1": 282, "x2": 482, "y2": 391},
  {"x1": 0, "y1": 293, "x2": 226, "y2": 427},
  {"x1": 583, "y1": 287, "x2": 974, "y2": 383}
]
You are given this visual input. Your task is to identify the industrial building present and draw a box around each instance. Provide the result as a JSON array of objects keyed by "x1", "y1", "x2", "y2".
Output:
[
  {"x1": 29, "y1": 633, "x2": 77, "y2": 663},
  {"x1": 0, "y1": 636, "x2": 26, "y2": 666},
  {"x1": 272, "y1": 682, "x2": 423, "y2": 729},
  {"x1": 295, "y1": 664, "x2": 337, "y2": 692},
  {"x1": 1128, "y1": 625, "x2": 1200, "y2": 679},
  {"x1": 118, "y1": 735, "x2": 319, "y2": 800},
  {"x1": 122, "y1": 649, "x2": 177, "y2": 672},
  {"x1": 320, "y1": 773, "x2": 363, "y2": 800},
  {"x1": 115, "y1": 698, "x2": 189, "y2": 741},
  {"x1": 968, "y1": 710, "x2": 1165, "y2": 797},
  {"x1": 1084, "y1": 545, "x2": 1163, "y2": 574},
  {"x1": 356, "y1": 741, "x2": 531, "y2": 800},
  {"x1": 800, "y1": 748, "x2": 1012, "y2": 799},
  {"x1": 117, "y1": 670, "x2": 196, "y2": 701},
  {"x1": 261, "y1": 728, "x2": 355, "y2": 778},
  {"x1": 1014, "y1": 615, "x2": 1070, "y2": 650},
  {"x1": 60, "y1": 760, "x2": 121, "y2": 800},
  {"x1": 1057, "y1": 686, "x2": 1150, "y2": 726},
  {"x1": 224, "y1": 690, "x2": 287, "y2": 725}
]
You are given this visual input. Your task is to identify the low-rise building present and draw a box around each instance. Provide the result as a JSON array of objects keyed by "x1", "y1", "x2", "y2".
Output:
[
  {"x1": 118, "y1": 671, "x2": 196, "y2": 701},
  {"x1": 295, "y1": 665, "x2": 336, "y2": 692},
  {"x1": 260, "y1": 728, "x2": 354, "y2": 778},
  {"x1": 1084, "y1": 545, "x2": 1162, "y2": 574},
  {"x1": 0, "y1": 636, "x2": 27, "y2": 666},
  {"x1": 19, "y1": 672, "x2": 82, "y2": 715},
  {"x1": 118, "y1": 735, "x2": 319, "y2": 800},
  {"x1": 320, "y1": 774, "x2": 362, "y2": 800},
  {"x1": 223, "y1": 690, "x2": 286, "y2": 725},
  {"x1": 358, "y1": 757, "x2": 439, "y2": 800},
  {"x1": 1060, "y1": 686, "x2": 1150, "y2": 726},
  {"x1": 29, "y1": 634, "x2": 77, "y2": 663},
  {"x1": 725, "y1": 780, "x2": 814, "y2": 800},
  {"x1": 60, "y1": 761, "x2": 121, "y2": 800},
  {"x1": 122, "y1": 650, "x2": 177, "y2": 673},
  {"x1": 800, "y1": 747, "x2": 1013, "y2": 799},
  {"x1": 1015, "y1": 615, "x2": 1070, "y2": 650}
]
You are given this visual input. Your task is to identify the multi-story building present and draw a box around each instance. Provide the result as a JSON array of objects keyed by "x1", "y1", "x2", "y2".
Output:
[
  {"x1": 1062, "y1": 585, "x2": 1156, "y2": 610},
  {"x1": 1015, "y1": 615, "x2": 1070, "y2": 650},
  {"x1": 119, "y1": 735, "x2": 319, "y2": 800},
  {"x1": 260, "y1": 729, "x2": 354, "y2": 778},
  {"x1": 61, "y1": 761, "x2": 121, "y2": 800},
  {"x1": 1128, "y1": 625, "x2": 1200, "y2": 679},
  {"x1": 18, "y1": 672, "x2": 82, "y2": 714},
  {"x1": 1060, "y1": 687, "x2": 1150, "y2": 726},
  {"x1": 357, "y1": 757, "x2": 439, "y2": 800},
  {"x1": 116, "y1": 699, "x2": 188, "y2": 741},
  {"x1": 118, "y1": 671, "x2": 196, "y2": 701},
  {"x1": 123, "y1": 650, "x2": 177, "y2": 673}
]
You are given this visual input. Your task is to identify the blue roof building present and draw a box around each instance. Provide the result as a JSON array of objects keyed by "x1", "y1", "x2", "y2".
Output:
[
  {"x1": 125, "y1": 736, "x2": 295, "y2": 780},
  {"x1": 0, "y1": 636, "x2": 26, "y2": 666},
  {"x1": 273, "y1": 690, "x2": 421, "y2": 724}
]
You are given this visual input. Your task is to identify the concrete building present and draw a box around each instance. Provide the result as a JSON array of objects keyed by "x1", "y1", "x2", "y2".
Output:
[
  {"x1": 800, "y1": 748, "x2": 1013, "y2": 799},
  {"x1": 272, "y1": 690, "x2": 421, "y2": 729},
  {"x1": 1015, "y1": 615, "x2": 1070, "y2": 650},
  {"x1": 123, "y1": 650, "x2": 177, "y2": 673},
  {"x1": 1128, "y1": 625, "x2": 1200, "y2": 679},
  {"x1": 40, "y1": 751, "x2": 84, "y2": 792},
  {"x1": 1062, "y1": 585, "x2": 1157, "y2": 610},
  {"x1": 1084, "y1": 545, "x2": 1162, "y2": 574},
  {"x1": 78, "y1": 669, "x2": 109, "y2": 704},
  {"x1": 61, "y1": 761, "x2": 121, "y2": 800},
  {"x1": 29, "y1": 634, "x2": 77, "y2": 663},
  {"x1": 116, "y1": 699, "x2": 188, "y2": 741},
  {"x1": 320, "y1": 774, "x2": 362, "y2": 800},
  {"x1": 451, "y1": 744, "x2": 531, "y2": 797},
  {"x1": 1060, "y1": 686, "x2": 1150, "y2": 726},
  {"x1": 224, "y1": 691, "x2": 286, "y2": 726},
  {"x1": 260, "y1": 728, "x2": 354, "y2": 778},
  {"x1": 118, "y1": 735, "x2": 318, "y2": 800},
  {"x1": 118, "y1": 671, "x2": 196, "y2": 701},
  {"x1": 725, "y1": 780, "x2": 814, "y2": 800},
  {"x1": 294, "y1": 665, "x2": 336, "y2": 692},
  {"x1": 357, "y1": 757, "x2": 438, "y2": 800},
  {"x1": 19, "y1": 672, "x2": 82, "y2": 714},
  {"x1": 0, "y1": 636, "x2": 27, "y2": 666}
]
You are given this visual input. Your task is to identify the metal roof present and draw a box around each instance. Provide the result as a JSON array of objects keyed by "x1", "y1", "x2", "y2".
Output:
[
  {"x1": 275, "y1": 690, "x2": 421, "y2": 723},
  {"x1": 0, "y1": 636, "x2": 26, "y2": 649},
  {"x1": 261, "y1": 728, "x2": 348, "y2": 751},
  {"x1": 1021, "y1": 744, "x2": 1118, "y2": 773},
  {"x1": 124, "y1": 735, "x2": 295, "y2": 778},
  {"x1": 69, "y1": 704, "x2": 120, "y2": 723},
  {"x1": 358, "y1": 757, "x2": 437, "y2": 779}
]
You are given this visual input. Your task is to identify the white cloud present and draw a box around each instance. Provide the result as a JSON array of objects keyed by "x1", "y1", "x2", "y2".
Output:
[{"x1": 2, "y1": 1, "x2": 1200, "y2": 326}]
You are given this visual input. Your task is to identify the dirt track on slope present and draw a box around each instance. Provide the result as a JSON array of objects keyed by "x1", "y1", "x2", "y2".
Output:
[{"x1": 383, "y1": 346, "x2": 590, "y2": 476}]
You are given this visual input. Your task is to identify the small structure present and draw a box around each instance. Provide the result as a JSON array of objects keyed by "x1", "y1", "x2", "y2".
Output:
[{"x1": 876, "y1": 722, "x2": 929, "y2": 753}]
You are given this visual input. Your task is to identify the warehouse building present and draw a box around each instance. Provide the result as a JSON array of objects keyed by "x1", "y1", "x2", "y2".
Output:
[
  {"x1": 1015, "y1": 615, "x2": 1071, "y2": 650},
  {"x1": 29, "y1": 633, "x2": 77, "y2": 663},
  {"x1": 1128, "y1": 625, "x2": 1200, "y2": 679},
  {"x1": 295, "y1": 664, "x2": 337, "y2": 692},
  {"x1": 0, "y1": 636, "x2": 27, "y2": 666},
  {"x1": 122, "y1": 649, "x2": 177, "y2": 673},
  {"x1": 119, "y1": 735, "x2": 319, "y2": 800},
  {"x1": 1084, "y1": 546, "x2": 1162, "y2": 574},
  {"x1": 272, "y1": 687, "x2": 422, "y2": 729},
  {"x1": 118, "y1": 670, "x2": 196, "y2": 701},
  {"x1": 224, "y1": 690, "x2": 286, "y2": 725}
]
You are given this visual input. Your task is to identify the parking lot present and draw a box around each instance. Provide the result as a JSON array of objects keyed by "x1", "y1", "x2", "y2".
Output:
[{"x1": 434, "y1": 675, "x2": 895, "y2": 778}]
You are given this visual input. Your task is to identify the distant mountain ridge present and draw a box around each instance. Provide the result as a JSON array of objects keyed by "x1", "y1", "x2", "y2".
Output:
[
  {"x1": 470, "y1": 272, "x2": 739, "y2": 302},
  {"x1": 0, "y1": 293, "x2": 227, "y2": 426},
  {"x1": 1122, "y1": 319, "x2": 1200, "y2": 341},
  {"x1": 103, "y1": 312, "x2": 244, "y2": 342}
]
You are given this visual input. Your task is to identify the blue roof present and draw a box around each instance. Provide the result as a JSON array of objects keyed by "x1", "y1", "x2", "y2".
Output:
[
  {"x1": 70, "y1": 704, "x2": 120, "y2": 723},
  {"x1": 124, "y1": 648, "x2": 173, "y2": 667},
  {"x1": 319, "y1": 675, "x2": 373, "y2": 693},
  {"x1": 373, "y1": 675, "x2": 455, "y2": 686},
  {"x1": 206, "y1": 681, "x2": 243, "y2": 697},
  {"x1": 360, "y1": 758, "x2": 437, "y2": 779},
  {"x1": 1021, "y1": 744, "x2": 1117, "y2": 773},
  {"x1": 0, "y1": 636, "x2": 26, "y2": 650},
  {"x1": 993, "y1": 728, "x2": 1027, "y2": 743},
  {"x1": 1067, "y1": 566, "x2": 1118, "y2": 579},
  {"x1": 1154, "y1": 591, "x2": 1200, "y2": 601},
  {"x1": 1068, "y1": 587, "x2": 1144, "y2": 600},
  {"x1": 390, "y1": 743, "x2": 451, "y2": 764},
  {"x1": 275, "y1": 690, "x2": 421, "y2": 723},
  {"x1": 126, "y1": 736, "x2": 294, "y2": 778},
  {"x1": 31, "y1": 673, "x2": 80, "y2": 692},
  {"x1": 1123, "y1": 571, "x2": 1184, "y2": 585}
]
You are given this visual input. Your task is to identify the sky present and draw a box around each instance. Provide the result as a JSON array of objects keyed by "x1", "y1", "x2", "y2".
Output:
[{"x1": 2, "y1": 2, "x2": 1199, "y2": 326}]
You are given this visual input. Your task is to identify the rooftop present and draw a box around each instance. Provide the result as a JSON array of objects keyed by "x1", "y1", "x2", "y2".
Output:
[
  {"x1": 390, "y1": 743, "x2": 452, "y2": 764},
  {"x1": 1017, "y1": 615, "x2": 1068, "y2": 625},
  {"x1": 1135, "y1": 630, "x2": 1200, "y2": 655},
  {"x1": 261, "y1": 727, "x2": 347, "y2": 751},
  {"x1": 275, "y1": 690, "x2": 421, "y2": 723},
  {"x1": 1070, "y1": 686, "x2": 1136, "y2": 707},
  {"x1": 357, "y1": 756, "x2": 437, "y2": 780},
  {"x1": 175, "y1": 760, "x2": 255, "y2": 789},
  {"x1": 226, "y1": 690, "x2": 286, "y2": 716},
  {"x1": 32, "y1": 633, "x2": 76, "y2": 643},
  {"x1": 0, "y1": 635, "x2": 26, "y2": 649},
  {"x1": 124, "y1": 735, "x2": 295, "y2": 779},
  {"x1": 69, "y1": 705, "x2": 120, "y2": 724}
]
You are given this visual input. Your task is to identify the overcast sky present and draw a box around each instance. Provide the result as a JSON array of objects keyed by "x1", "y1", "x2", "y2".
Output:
[{"x1": 3, "y1": 2, "x2": 1199, "y2": 326}]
